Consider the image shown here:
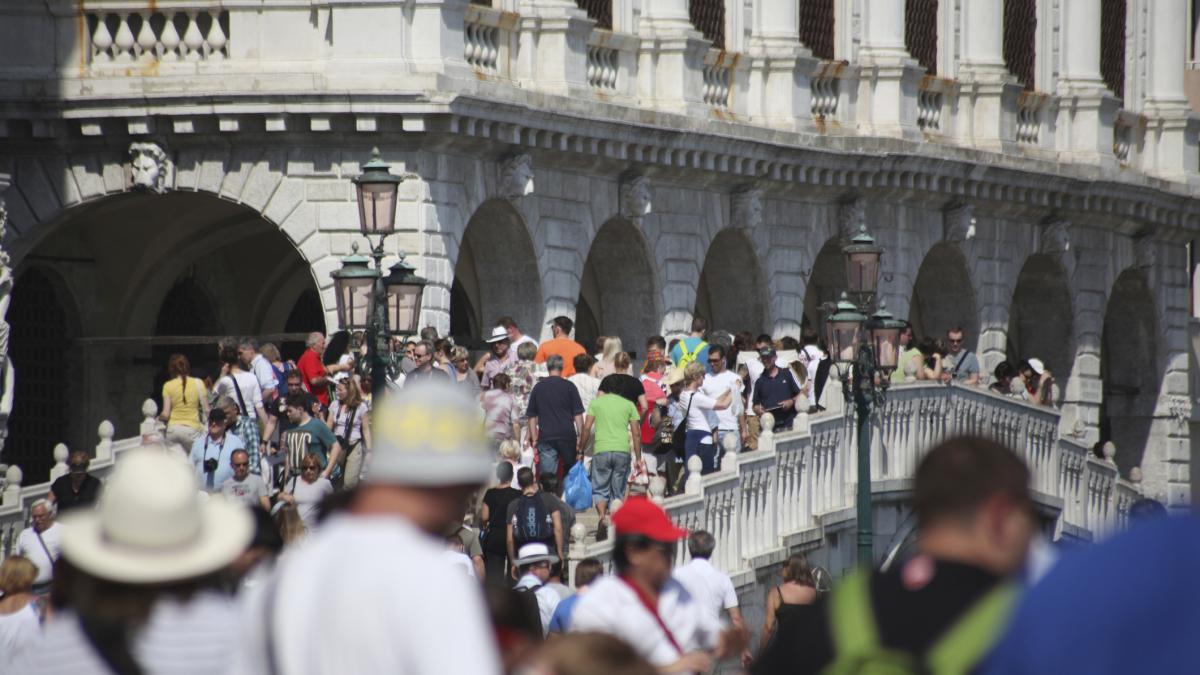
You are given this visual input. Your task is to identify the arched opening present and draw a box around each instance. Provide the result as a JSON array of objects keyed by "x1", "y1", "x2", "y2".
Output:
[
  {"x1": 6, "y1": 268, "x2": 73, "y2": 480},
  {"x1": 1100, "y1": 268, "x2": 1159, "y2": 475},
  {"x1": 577, "y1": 218, "x2": 658, "y2": 357},
  {"x1": 450, "y1": 200, "x2": 542, "y2": 349},
  {"x1": 694, "y1": 230, "x2": 767, "y2": 334},
  {"x1": 1007, "y1": 255, "x2": 1074, "y2": 393},
  {"x1": 802, "y1": 238, "x2": 846, "y2": 334},
  {"x1": 8, "y1": 191, "x2": 321, "y2": 479},
  {"x1": 282, "y1": 289, "x2": 326, "y2": 361},
  {"x1": 910, "y1": 244, "x2": 979, "y2": 349}
]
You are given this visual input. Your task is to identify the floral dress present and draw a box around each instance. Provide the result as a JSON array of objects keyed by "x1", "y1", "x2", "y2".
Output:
[{"x1": 504, "y1": 359, "x2": 539, "y2": 422}]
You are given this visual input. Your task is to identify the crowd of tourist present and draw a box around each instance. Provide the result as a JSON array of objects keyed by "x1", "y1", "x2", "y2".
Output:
[{"x1": 0, "y1": 310, "x2": 1107, "y2": 674}]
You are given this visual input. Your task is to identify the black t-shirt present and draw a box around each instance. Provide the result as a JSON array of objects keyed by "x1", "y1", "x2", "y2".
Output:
[
  {"x1": 482, "y1": 486, "x2": 521, "y2": 553},
  {"x1": 525, "y1": 376, "x2": 584, "y2": 441},
  {"x1": 599, "y1": 373, "x2": 643, "y2": 408},
  {"x1": 754, "y1": 558, "x2": 1001, "y2": 675},
  {"x1": 49, "y1": 474, "x2": 102, "y2": 513}
]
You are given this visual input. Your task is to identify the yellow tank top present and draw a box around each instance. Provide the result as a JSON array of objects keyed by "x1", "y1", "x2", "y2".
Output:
[{"x1": 162, "y1": 377, "x2": 207, "y2": 430}]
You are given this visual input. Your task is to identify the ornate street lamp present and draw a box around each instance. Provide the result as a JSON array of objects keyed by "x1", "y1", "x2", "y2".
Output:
[
  {"x1": 331, "y1": 148, "x2": 424, "y2": 399},
  {"x1": 826, "y1": 225, "x2": 894, "y2": 567}
]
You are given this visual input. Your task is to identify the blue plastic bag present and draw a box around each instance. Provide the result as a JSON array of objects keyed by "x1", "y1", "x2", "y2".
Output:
[{"x1": 565, "y1": 461, "x2": 593, "y2": 511}]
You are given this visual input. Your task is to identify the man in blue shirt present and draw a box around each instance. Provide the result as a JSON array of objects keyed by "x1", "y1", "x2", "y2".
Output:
[
  {"x1": 750, "y1": 347, "x2": 803, "y2": 430},
  {"x1": 189, "y1": 408, "x2": 245, "y2": 490},
  {"x1": 670, "y1": 317, "x2": 711, "y2": 373},
  {"x1": 548, "y1": 557, "x2": 604, "y2": 633}
]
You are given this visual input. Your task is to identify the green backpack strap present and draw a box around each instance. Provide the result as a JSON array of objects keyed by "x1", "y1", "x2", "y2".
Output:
[
  {"x1": 829, "y1": 571, "x2": 880, "y2": 658},
  {"x1": 925, "y1": 584, "x2": 1018, "y2": 675}
]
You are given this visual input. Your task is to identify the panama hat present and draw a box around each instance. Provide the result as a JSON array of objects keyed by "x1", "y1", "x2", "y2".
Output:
[
  {"x1": 664, "y1": 367, "x2": 685, "y2": 387},
  {"x1": 486, "y1": 326, "x2": 510, "y2": 343},
  {"x1": 58, "y1": 449, "x2": 253, "y2": 584},
  {"x1": 1027, "y1": 358, "x2": 1046, "y2": 375},
  {"x1": 367, "y1": 381, "x2": 493, "y2": 486},
  {"x1": 515, "y1": 542, "x2": 559, "y2": 567}
]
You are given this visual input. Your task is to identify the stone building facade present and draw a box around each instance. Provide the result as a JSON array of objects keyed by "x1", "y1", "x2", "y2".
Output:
[{"x1": 0, "y1": 0, "x2": 1197, "y2": 504}]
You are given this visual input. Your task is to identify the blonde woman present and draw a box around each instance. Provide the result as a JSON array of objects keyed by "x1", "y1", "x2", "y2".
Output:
[
  {"x1": 0, "y1": 556, "x2": 41, "y2": 663},
  {"x1": 327, "y1": 378, "x2": 371, "y2": 490},
  {"x1": 159, "y1": 353, "x2": 209, "y2": 453},
  {"x1": 594, "y1": 336, "x2": 623, "y2": 379},
  {"x1": 680, "y1": 361, "x2": 731, "y2": 477},
  {"x1": 450, "y1": 345, "x2": 482, "y2": 397}
]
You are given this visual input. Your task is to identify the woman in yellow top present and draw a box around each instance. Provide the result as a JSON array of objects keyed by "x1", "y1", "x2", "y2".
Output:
[{"x1": 159, "y1": 353, "x2": 210, "y2": 453}]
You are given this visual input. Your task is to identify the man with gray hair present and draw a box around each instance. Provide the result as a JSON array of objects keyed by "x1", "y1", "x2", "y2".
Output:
[
  {"x1": 524, "y1": 354, "x2": 584, "y2": 493},
  {"x1": 297, "y1": 331, "x2": 330, "y2": 408},
  {"x1": 672, "y1": 530, "x2": 748, "y2": 645},
  {"x1": 405, "y1": 340, "x2": 449, "y2": 386},
  {"x1": 17, "y1": 499, "x2": 60, "y2": 594},
  {"x1": 238, "y1": 338, "x2": 279, "y2": 406}
]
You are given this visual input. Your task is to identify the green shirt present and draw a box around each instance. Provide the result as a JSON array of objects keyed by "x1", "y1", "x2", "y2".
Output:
[
  {"x1": 891, "y1": 347, "x2": 923, "y2": 384},
  {"x1": 587, "y1": 393, "x2": 640, "y2": 454},
  {"x1": 283, "y1": 417, "x2": 338, "y2": 470}
]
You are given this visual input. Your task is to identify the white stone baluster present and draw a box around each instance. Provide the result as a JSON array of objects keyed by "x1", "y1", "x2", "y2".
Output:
[
  {"x1": 92, "y1": 15, "x2": 114, "y2": 62},
  {"x1": 96, "y1": 420, "x2": 115, "y2": 462},
  {"x1": 684, "y1": 456, "x2": 703, "y2": 495},
  {"x1": 1, "y1": 465, "x2": 20, "y2": 506},
  {"x1": 48, "y1": 444, "x2": 69, "y2": 483},
  {"x1": 140, "y1": 399, "x2": 163, "y2": 444},
  {"x1": 182, "y1": 12, "x2": 205, "y2": 61},
  {"x1": 135, "y1": 14, "x2": 156, "y2": 58},
  {"x1": 113, "y1": 14, "x2": 136, "y2": 61},
  {"x1": 159, "y1": 14, "x2": 181, "y2": 60},
  {"x1": 206, "y1": 12, "x2": 228, "y2": 60}
]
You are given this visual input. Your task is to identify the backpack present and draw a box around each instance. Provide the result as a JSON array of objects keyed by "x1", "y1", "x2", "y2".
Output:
[
  {"x1": 513, "y1": 494, "x2": 553, "y2": 546},
  {"x1": 675, "y1": 339, "x2": 708, "y2": 370},
  {"x1": 822, "y1": 571, "x2": 1016, "y2": 675},
  {"x1": 514, "y1": 585, "x2": 547, "y2": 641}
]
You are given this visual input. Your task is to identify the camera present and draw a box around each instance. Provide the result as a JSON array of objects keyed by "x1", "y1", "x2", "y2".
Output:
[{"x1": 203, "y1": 458, "x2": 219, "y2": 473}]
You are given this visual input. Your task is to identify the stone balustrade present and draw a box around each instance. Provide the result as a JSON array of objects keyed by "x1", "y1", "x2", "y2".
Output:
[
  {"x1": 570, "y1": 383, "x2": 1140, "y2": 584},
  {"x1": 0, "y1": 400, "x2": 160, "y2": 559},
  {"x1": 87, "y1": 9, "x2": 229, "y2": 65}
]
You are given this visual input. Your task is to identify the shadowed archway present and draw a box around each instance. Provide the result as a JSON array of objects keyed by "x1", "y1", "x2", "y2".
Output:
[
  {"x1": 695, "y1": 229, "x2": 768, "y2": 334},
  {"x1": 1100, "y1": 268, "x2": 1160, "y2": 475},
  {"x1": 576, "y1": 218, "x2": 659, "y2": 356},
  {"x1": 910, "y1": 244, "x2": 979, "y2": 349},
  {"x1": 1007, "y1": 254, "x2": 1074, "y2": 395}
]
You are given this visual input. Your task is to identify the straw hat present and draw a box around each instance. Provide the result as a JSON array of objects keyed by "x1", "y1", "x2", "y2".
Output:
[{"x1": 58, "y1": 449, "x2": 252, "y2": 584}]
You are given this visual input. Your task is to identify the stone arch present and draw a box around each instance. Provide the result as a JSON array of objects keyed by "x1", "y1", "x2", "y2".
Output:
[
  {"x1": 694, "y1": 229, "x2": 769, "y2": 334},
  {"x1": 5, "y1": 266, "x2": 76, "y2": 480},
  {"x1": 449, "y1": 198, "x2": 544, "y2": 349},
  {"x1": 910, "y1": 243, "x2": 980, "y2": 350},
  {"x1": 576, "y1": 217, "x2": 660, "y2": 356},
  {"x1": 1007, "y1": 254, "x2": 1075, "y2": 392},
  {"x1": 802, "y1": 237, "x2": 846, "y2": 334},
  {"x1": 1100, "y1": 267, "x2": 1160, "y2": 474}
]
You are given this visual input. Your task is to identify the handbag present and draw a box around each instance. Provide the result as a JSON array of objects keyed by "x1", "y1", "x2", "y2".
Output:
[{"x1": 628, "y1": 456, "x2": 650, "y2": 488}]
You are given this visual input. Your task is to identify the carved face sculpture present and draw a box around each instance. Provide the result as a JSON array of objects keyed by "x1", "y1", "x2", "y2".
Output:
[
  {"x1": 501, "y1": 154, "x2": 534, "y2": 199},
  {"x1": 734, "y1": 190, "x2": 762, "y2": 229},
  {"x1": 129, "y1": 142, "x2": 166, "y2": 192}
]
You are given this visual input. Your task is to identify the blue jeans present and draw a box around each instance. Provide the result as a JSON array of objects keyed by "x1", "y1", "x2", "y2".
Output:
[
  {"x1": 684, "y1": 429, "x2": 718, "y2": 478},
  {"x1": 591, "y1": 451, "x2": 631, "y2": 505},
  {"x1": 537, "y1": 438, "x2": 576, "y2": 485}
]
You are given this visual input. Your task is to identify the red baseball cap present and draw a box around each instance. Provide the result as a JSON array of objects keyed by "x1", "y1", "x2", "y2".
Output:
[{"x1": 612, "y1": 496, "x2": 688, "y2": 542}]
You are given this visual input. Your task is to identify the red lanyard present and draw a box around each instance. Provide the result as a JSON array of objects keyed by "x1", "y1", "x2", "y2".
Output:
[{"x1": 620, "y1": 576, "x2": 683, "y2": 655}]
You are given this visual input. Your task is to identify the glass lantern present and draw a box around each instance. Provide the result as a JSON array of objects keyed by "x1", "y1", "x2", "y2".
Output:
[{"x1": 353, "y1": 147, "x2": 402, "y2": 236}]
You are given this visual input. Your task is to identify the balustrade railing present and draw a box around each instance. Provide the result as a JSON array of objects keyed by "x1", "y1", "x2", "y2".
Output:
[
  {"x1": 1113, "y1": 112, "x2": 1135, "y2": 163},
  {"x1": 465, "y1": 5, "x2": 511, "y2": 75},
  {"x1": 571, "y1": 384, "x2": 1139, "y2": 580},
  {"x1": 87, "y1": 10, "x2": 229, "y2": 65},
  {"x1": 810, "y1": 61, "x2": 844, "y2": 122},
  {"x1": 1016, "y1": 92, "x2": 1047, "y2": 146},
  {"x1": 587, "y1": 45, "x2": 619, "y2": 91},
  {"x1": 918, "y1": 89, "x2": 943, "y2": 132},
  {"x1": 702, "y1": 51, "x2": 733, "y2": 109}
]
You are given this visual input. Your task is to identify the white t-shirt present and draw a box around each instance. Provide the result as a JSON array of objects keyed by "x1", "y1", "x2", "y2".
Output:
[
  {"x1": 672, "y1": 558, "x2": 739, "y2": 624},
  {"x1": 0, "y1": 602, "x2": 40, "y2": 666},
  {"x1": 287, "y1": 476, "x2": 334, "y2": 531},
  {"x1": 680, "y1": 390, "x2": 717, "y2": 433},
  {"x1": 15, "y1": 593, "x2": 240, "y2": 675},
  {"x1": 444, "y1": 550, "x2": 477, "y2": 578},
  {"x1": 570, "y1": 576, "x2": 721, "y2": 667},
  {"x1": 215, "y1": 371, "x2": 264, "y2": 419},
  {"x1": 329, "y1": 401, "x2": 369, "y2": 445},
  {"x1": 799, "y1": 344, "x2": 823, "y2": 406},
  {"x1": 231, "y1": 516, "x2": 501, "y2": 675},
  {"x1": 515, "y1": 575, "x2": 562, "y2": 636},
  {"x1": 702, "y1": 371, "x2": 743, "y2": 431},
  {"x1": 16, "y1": 524, "x2": 60, "y2": 584}
]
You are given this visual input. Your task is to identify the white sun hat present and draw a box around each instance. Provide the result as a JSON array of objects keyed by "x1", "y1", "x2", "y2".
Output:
[
  {"x1": 515, "y1": 542, "x2": 559, "y2": 567},
  {"x1": 367, "y1": 381, "x2": 493, "y2": 487},
  {"x1": 485, "y1": 326, "x2": 510, "y2": 344},
  {"x1": 1027, "y1": 358, "x2": 1046, "y2": 375},
  {"x1": 58, "y1": 448, "x2": 253, "y2": 584}
]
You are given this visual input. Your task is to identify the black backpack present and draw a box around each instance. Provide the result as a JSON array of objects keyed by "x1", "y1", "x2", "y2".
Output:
[
  {"x1": 513, "y1": 494, "x2": 553, "y2": 545},
  {"x1": 513, "y1": 586, "x2": 547, "y2": 640}
]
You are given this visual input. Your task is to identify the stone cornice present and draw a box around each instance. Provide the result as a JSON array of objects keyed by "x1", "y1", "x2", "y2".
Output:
[{"x1": 1, "y1": 93, "x2": 1198, "y2": 233}]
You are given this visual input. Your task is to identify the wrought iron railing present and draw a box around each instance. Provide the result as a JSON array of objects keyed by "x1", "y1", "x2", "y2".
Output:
[{"x1": 905, "y1": 0, "x2": 939, "y2": 75}]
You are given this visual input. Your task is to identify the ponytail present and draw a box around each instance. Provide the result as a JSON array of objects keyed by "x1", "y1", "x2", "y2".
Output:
[{"x1": 180, "y1": 374, "x2": 189, "y2": 404}]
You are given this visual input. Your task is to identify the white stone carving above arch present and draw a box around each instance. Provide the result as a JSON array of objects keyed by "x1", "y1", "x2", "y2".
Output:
[
  {"x1": 731, "y1": 187, "x2": 763, "y2": 230},
  {"x1": 128, "y1": 141, "x2": 173, "y2": 193},
  {"x1": 620, "y1": 174, "x2": 652, "y2": 220},
  {"x1": 498, "y1": 153, "x2": 534, "y2": 200},
  {"x1": 943, "y1": 202, "x2": 975, "y2": 243}
]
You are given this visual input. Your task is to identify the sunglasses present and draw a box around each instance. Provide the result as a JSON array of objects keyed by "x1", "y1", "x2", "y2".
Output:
[
  {"x1": 68, "y1": 463, "x2": 87, "y2": 470},
  {"x1": 301, "y1": 465, "x2": 319, "y2": 471},
  {"x1": 948, "y1": 339, "x2": 963, "y2": 345}
]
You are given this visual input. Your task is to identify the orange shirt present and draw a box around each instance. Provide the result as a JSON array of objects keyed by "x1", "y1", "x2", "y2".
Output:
[{"x1": 535, "y1": 337, "x2": 587, "y2": 377}]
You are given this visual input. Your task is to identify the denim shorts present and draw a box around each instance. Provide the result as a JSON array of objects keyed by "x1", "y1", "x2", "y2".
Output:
[{"x1": 591, "y1": 451, "x2": 631, "y2": 505}]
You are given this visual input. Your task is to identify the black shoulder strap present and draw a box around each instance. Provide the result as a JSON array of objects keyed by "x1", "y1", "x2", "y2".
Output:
[
  {"x1": 226, "y1": 375, "x2": 249, "y2": 416},
  {"x1": 78, "y1": 614, "x2": 144, "y2": 675}
]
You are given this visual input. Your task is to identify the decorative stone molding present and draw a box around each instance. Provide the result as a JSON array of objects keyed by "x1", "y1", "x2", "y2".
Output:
[
  {"x1": 1134, "y1": 234, "x2": 1158, "y2": 269},
  {"x1": 498, "y1": 153, "x2": 534, "y2": 199},
  {"x1": 731, "y1": 188, "x2": 763, "y2": 230},
  {"x1": 1167, "y1": 395, "x2": 1192, "y2": 429},
  {"x1": 943, "y1": 202, "x2": 976, "y2": 243},
  {"x1": 837, "y1": 197, "x2": 864, "y2": 242},
  {"x1": 128, "y1": 141, "x2": 172, "y2": 193},
  {"x1": 620, "y1": 174, "x2": 652, "y2": 220}
]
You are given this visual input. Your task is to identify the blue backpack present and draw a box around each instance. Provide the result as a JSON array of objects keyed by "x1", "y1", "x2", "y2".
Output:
[{"x1": 514, "y1": 493, "x2": 554, "y2": 545}]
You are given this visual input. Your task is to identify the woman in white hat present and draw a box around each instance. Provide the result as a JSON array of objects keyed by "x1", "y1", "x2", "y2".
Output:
[{"x1": 13, "y1": 450, "x2": 253, "y2": 675}]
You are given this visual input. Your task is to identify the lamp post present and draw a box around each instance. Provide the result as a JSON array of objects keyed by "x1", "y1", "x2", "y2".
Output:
[
  {"x1": 330, "y1": 148, "x2": 427, "y2": 400},
  {"x1": 824, "y1": 225, "x2": 903, "y2": 566}
]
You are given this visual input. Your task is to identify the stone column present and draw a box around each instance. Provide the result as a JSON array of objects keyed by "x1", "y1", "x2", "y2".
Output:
[
  {"x1": 1055, "y1": 0, "x2": 1120, "y2": 163},
  {"x1": 1142, "y1": 0, "x2": 1200, "y2": 180},
  {"x1": 855, "y1": 0, "x2": 924, "y2": 138},
  {"x1": 409, "y1": 0, "x2": 471, "y2": 75},
  {"x1": 957, "y1": 0, "x2": 1019, "y2": 148},
  {"x1": 746, "y1": 0, "x2": 817, "y2": 128},
  {"x1": 514, "y1": 0, "x2": 593, "y2": 95},
  {"x1": 637, "y1": 0, "x2": 709, "y2": 114}
]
